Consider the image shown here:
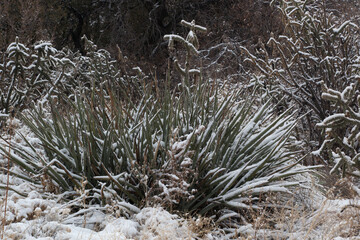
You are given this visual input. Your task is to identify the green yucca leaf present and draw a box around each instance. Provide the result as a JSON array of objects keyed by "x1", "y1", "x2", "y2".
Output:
[
  {"x1": 0, "y1": 184, "x2": 28, "y2": 197},
  {"x1": 0, "y1": 145, "x2": 36, "y2": 173},
  {"x1": 0, "y1": 167, "x2": 37, "y2": 183}
]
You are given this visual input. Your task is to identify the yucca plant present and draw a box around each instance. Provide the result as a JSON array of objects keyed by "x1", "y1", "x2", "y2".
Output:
[{"x1": 0, "y1": 21, "x2": 318, "y2": 223}]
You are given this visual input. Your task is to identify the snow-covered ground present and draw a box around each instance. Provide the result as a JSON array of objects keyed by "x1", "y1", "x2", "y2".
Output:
[{"x1": 1, "y1": 118, "x2": 360, "y2": 240}]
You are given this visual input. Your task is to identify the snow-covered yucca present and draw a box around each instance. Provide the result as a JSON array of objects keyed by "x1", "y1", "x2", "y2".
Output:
[{"x1": 0, "y1": 21, "x2": 318, "y2": 224}]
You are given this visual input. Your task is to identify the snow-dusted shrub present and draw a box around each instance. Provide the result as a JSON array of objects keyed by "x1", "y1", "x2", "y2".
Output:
[
  {"x1": 242, "y1": 0, "x2": 360, "y2": 150},
  {"x1": 0, "y1": 21, "x2": 318, "y2": 224},
  {"x1": 314, "y1": 81, "x2": 360, "y2": 178},
  {"x1": 0, "y1": 37, "x2": 31, "y2": 115},
  {"x1": 0, "y1": 35, "x2": 138, "y2": 124},
  {"x1": 66, "y1": 36, "x2": 141, "y2": 100},
  {"x1": 0, "y1": 37, "x2": 75, "y2": 116}
]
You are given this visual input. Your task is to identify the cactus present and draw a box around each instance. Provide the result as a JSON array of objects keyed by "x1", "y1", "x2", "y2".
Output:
[
  {"x1": 314, "y1": 81, "x2": 360, "y2": 177},
  {"x1": 164, "y1": 20, "x2": 207, "y2": 85}
]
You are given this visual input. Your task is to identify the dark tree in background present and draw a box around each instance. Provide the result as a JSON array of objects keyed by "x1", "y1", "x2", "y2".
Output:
[{"x1": 0, "y1": 0, "x2": 285, "y2": 64}]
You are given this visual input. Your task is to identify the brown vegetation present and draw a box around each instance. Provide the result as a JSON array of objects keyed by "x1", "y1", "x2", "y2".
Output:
[{"x1": 0, "y1": 0, "x2": 284, "y2": 65}]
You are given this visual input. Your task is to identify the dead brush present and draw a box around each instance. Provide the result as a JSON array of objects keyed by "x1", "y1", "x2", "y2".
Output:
[
  {"x1": 234, "y1": 189, "x2": 316, "y2": 239},
  {"x1": 75, "y1": 177, "x2": 89, "y2": 228},
  {"x1": 236, "y1": 182, "x2": 360, "y2": 239},
  {"x1": 326, "y1": 178, "x2": 360, "y2": 200},
  {"x1": 335, "y1": 205, "x2": 360, "y2": 238},
  {"x1": 187, "y1": 214, "x2": 216, "y2": 238}
]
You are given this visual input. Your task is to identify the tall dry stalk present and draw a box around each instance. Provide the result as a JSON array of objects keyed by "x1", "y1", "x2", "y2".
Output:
[{"x1": 1, "y1": 117, "x2": 12, "y2": 238}]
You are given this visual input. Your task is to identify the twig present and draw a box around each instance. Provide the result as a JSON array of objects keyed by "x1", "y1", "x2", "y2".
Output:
[{"x1": 1, "y1": 116, "x2": 12, "y2": 238}]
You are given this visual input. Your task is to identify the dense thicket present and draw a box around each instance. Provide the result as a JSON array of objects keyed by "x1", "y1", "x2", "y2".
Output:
[
  {"x1": 0, "y1": 20, "x2": 319, "y2": 230},
  {"x1": 1, "y1": 0, "x2": 360, "y2": 237},
  {"x1": 0, "y1": 0, "x2": 283, "y2": 61}
]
